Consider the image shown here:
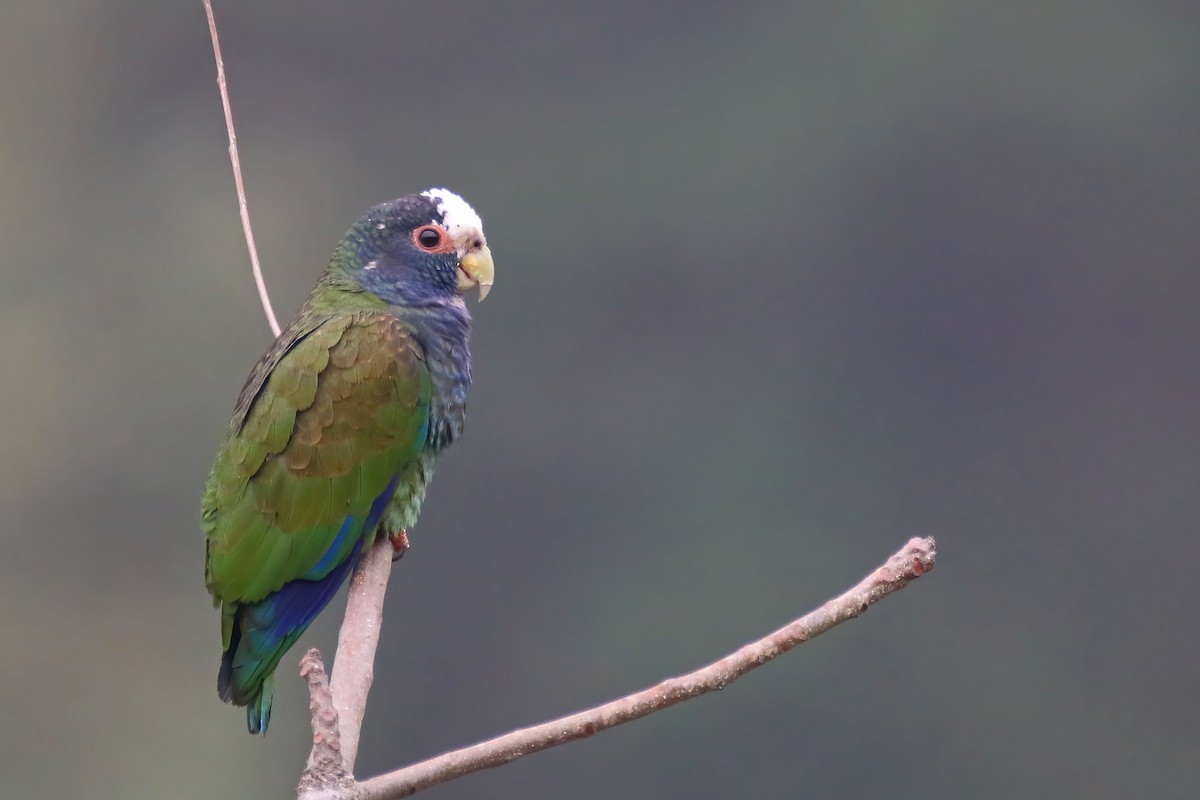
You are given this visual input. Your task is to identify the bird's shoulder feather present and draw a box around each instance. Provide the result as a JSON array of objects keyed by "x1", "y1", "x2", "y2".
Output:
[{"x1": 203, "y1": 311, "x2": 432, "y2": 604}]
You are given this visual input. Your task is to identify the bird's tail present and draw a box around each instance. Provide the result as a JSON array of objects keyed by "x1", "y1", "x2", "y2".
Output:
[
  {"x1": 218, "y1": 626, "x2": 277, "y2": 734},
  {"x1": 217, "y1": 539, "x2": 364, "y2": 734}
]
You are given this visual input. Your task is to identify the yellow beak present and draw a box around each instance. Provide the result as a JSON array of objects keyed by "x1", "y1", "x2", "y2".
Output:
[{"x1": 457, "y1": 245, "x2": 495, "y2": 302}]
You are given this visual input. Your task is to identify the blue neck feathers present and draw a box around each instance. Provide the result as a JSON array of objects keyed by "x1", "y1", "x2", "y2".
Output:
[{"x1": 395, "y1": 300, "x2": 472, "y2": 451}]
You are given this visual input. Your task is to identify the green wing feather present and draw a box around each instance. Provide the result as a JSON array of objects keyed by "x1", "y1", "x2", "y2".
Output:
[{"x1": 202, "y1": 311, "x2": 431, "y2": 725}]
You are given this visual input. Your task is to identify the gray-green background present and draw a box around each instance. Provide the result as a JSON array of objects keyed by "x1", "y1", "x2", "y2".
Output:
[{"x1": 2, "y1": 2, "x2": 1196, "y2": 798}]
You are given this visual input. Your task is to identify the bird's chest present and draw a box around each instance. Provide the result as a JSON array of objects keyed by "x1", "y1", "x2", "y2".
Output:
[
  {"x1": 381, "y1": 342, "x2": 468, "y2": 534},
  {"x1": 423, "y1": 337, "x2": 471, "y2": 452}
]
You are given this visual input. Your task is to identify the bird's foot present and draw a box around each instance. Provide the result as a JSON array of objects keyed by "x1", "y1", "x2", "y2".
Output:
[{"x1": 389, "y1": 530, "x2": 410, "y2": 561}]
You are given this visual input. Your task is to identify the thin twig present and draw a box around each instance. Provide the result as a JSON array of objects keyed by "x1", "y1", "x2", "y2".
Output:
[
  {"x1": 329, "y1": 537, "x2": 396, "y2": 776},
  {"x1": 202, "y1": 0, "x2": 281, "y2": 337},
  {"x1": 343, "y1": 536, "x2": 937, "y2": 800}
]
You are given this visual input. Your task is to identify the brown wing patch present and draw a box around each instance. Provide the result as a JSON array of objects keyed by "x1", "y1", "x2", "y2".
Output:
[
  {"x1": 285, "y1": 314, "x2": 422, "y2": 479},
  {"x1": 205, "y1": 311, "x2": 431, "y2": 601}
]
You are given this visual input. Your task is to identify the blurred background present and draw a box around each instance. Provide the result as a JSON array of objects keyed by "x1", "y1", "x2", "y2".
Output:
[{"x1": 2, "y1": 2, "x2": 1197, "y2": 797}]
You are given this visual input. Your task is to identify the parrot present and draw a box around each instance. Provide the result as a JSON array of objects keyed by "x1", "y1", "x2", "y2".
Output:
[{"x1": 201, "y1": 188, "x2": 494, "y2": 734}]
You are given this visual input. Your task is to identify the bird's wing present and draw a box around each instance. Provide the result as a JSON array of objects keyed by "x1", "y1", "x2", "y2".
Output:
[{"x1": 202, "y1": 312, "x2": 431, "y2": 614}]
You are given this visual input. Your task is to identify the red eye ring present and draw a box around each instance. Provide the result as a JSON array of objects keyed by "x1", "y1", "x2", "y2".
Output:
[{"x1": 413, "y1": 224, "x2": 451, "y2": 252}]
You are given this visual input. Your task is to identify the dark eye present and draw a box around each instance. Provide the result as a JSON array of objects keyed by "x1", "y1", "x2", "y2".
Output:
[{"x1": 415, "y1": 225, "x2": 445, "y2": 250}]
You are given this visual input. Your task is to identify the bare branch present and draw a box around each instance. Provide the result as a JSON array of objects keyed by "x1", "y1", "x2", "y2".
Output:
[
  {"x1": 202, "y1": 0, "x2": 282, "y2": 337},
  {"x1": 347, "y1": 536, "x2": 937, "y2": 800},
  {"x1": 328, "y1": 537, "x2": 396, "y2": 776},
  {"x1": 298, "y1": 651, "x2": 354, "y2": 798}
]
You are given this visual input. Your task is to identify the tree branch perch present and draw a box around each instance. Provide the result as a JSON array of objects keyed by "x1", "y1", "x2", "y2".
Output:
[
  {"x1": 329, "y1": 538, "x2": 397, "y2": 775},
  {"x1": 299, "y1": 536, "x2": 937, "y2": 800}
]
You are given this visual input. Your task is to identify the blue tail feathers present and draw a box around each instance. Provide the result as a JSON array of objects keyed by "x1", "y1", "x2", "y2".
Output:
[
  {"x1": 217, "y1": 539, "x2": 365, "y2": 734},
  {"x1": 247, "y1": 674, "x2": 274, "y2": 734}
]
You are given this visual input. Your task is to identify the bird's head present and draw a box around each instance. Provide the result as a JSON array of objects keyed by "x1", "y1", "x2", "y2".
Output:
[{"x1": 339, "y1": 188, "x2": 494, "y2": 306}]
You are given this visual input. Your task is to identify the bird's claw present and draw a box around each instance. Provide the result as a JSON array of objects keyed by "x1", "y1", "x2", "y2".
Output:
[{"x1": 389, "y1": 530, "x2": 410, "y2": 561}]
